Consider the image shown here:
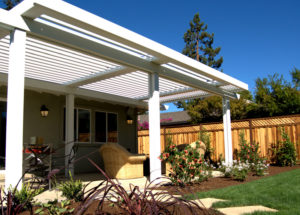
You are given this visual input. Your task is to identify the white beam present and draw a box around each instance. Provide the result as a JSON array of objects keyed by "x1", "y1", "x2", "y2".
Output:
[
  {"x1": 5, "y1": 29, "x2": 26, "y2": 189},
  {"x1": 136, "y1": 87, "x2": 195, "y2": 100},
  {"x1": 0, "y1": 73, "x2": 147, "y2": 109},
  {"x1": 65, "y1": 94, "x2": 74, "y2": 177},
  {"x1": 65, "y1": 67, "x2": 135, "y2": 87},
  {"x1": 148, "y1": 73, "x2": 161, "y2": 181},
  {"x1": 159, "y1": 90, "x2": 240, "y2": 104},
  {"x1": 223, "y1": 97, "x2": 233, "y2": 164},
  {"x1": 24, "y1": 20, "x2": 239, "y2": 99}
]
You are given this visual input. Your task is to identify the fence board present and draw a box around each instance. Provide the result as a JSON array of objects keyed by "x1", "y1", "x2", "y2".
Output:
[{"x1": 138, "y1": 115, "x2": 300, "y2": 161}]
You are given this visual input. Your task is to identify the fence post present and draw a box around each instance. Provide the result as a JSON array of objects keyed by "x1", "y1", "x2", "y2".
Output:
[{"x1": 249, "y1": 119, "x2": 253, "y2": 144}]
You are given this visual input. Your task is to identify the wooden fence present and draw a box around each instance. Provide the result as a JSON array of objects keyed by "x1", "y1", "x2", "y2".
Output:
[{"x1": 138, "y1": 115, "x2": 300, "y2": 161}]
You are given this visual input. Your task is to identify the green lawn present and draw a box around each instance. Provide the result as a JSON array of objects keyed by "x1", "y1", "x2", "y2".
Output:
[{"x1": 188, "y1": 169, "x2": 300, "y2": 215}]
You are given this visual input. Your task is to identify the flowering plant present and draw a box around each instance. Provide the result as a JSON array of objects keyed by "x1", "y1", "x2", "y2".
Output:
[
  {"x1": 160, "y1": 138, "x2": 211, "y2": 186},
  {"x1": 251, "y1": 160, "x2": 269, "y2": 176},
  {"x1": 238, "y1": 132, "x2": 260, "y2": 164},
  {"x1": 218, "y1": 160, "x2": 250, "y2": 181}
]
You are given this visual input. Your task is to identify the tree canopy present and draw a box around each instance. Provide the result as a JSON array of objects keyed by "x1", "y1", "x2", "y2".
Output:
[
  {"x1": 182, "y1": 13, "x2": 223, "y2": 69},
  {"x1": 184, "y1": 70, "x2": 300, "y2": 123}
]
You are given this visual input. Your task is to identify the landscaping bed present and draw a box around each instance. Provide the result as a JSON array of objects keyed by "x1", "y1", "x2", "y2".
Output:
[{"x1": 158, "y1": 165, "x2": 300, "y2": 195}]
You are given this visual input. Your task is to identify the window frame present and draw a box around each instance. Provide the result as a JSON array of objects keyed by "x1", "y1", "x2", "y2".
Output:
[
  {"x1": 94, "y1": 110, "x2": 118, "y2": 144},
  {"x1": 63, "y1": 107, "x2": 92, "y2": 144}
]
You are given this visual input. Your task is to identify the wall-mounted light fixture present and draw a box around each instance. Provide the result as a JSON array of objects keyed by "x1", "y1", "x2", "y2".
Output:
[
  {"x1": 40, "y1": 105, "x2": 49, "y2": 117},
  {"x1": 126, "y1": 115, "x2": 133, "y2": 125}
]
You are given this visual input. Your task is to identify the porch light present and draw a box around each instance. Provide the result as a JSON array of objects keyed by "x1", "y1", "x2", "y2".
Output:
[
  {"x1": 40, "y1": 105, "x2": 49, "y2": 117},
  {"x1": 126, "y1": 115, "x2": 133, "y2": 125}
]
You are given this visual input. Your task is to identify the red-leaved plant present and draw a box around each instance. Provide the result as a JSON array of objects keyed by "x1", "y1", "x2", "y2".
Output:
[{"x1": 73, "y1": 158, "x2": 205, "y2": 215}]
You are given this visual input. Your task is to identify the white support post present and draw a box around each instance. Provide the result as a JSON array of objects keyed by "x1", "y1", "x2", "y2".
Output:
[
  {"x1": 65, "y1": 94, "x2": 75, "y2": 177},
  {"x1": 222, "y1": 97, "x2": 233, "y2": 164},
  {"x1": 148, "y1": 73, "x2": 161, "y2": 181},
  {"x1": 5, "y1": 29, "x2": 26, "y2": 190}
]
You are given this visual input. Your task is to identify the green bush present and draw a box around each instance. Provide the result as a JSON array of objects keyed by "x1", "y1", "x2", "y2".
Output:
[
  {"x1": 160, "y1": 137, "x2": 211, "y2": 186},
  {"x1": 58, "y1": 172, "x2": 83, "y2": 202},
  {"x1": 9, "y1": 183, "x2": 44, "y2": 210},
  {"x1": 252, "y1": 160, "x2": 269, "y2": 176},
  {"x1": 218, "y1": 160, "x2": 250, "y2": 181},
  {"x1": 273, "y1": 128, "x2": 297, "y2": 166},
  {"x1": 238, "y1": 131, "x2": 260, "y2": 164}
]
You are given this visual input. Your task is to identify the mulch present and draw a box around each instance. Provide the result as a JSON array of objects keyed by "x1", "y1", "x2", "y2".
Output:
[{"x1": 158, "y1": 165, "x2": 300, "y2": 196}]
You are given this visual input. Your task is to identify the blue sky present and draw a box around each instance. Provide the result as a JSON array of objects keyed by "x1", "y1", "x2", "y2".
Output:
[{"x1": 1, "y1": 0, "x2": 299, "y2": 112}]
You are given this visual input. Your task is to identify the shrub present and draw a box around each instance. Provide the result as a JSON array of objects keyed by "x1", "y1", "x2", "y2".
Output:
[
  {"x1": 10, "y1": 183, "x2": 43, "y2": 209},
  {"x1": 219, "y1": 160, "x2": 250, "y2": 181},
  {"x1": 238, "y1": 131, "x2": 260, "y2": 164},
  {"x1": 58, "y1": 171, "x2": 84, "y2": 202},
  {"x1": 273, "y1": 128, "x2": 297, "y2": 166},
  {"x1": 251, "y1": 160, "x2": 269, "y2": 176},
  {"x1": 160, "y1": 138, "x2": 211, "y2": 186},
  {"x1": 1, "y1": 183, "x2": 43, "y2": 214}
]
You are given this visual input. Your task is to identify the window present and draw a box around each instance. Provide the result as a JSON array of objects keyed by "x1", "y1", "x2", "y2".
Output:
[
  {"x1": 95, "y1": 111, "x2": 118, "y2": 143},
  {"x1": 63, "y1": 108, "x2": 91, "y2": 143},
  {"x1": 77, "y1": 109, "x2": 90, "y2": 142}
]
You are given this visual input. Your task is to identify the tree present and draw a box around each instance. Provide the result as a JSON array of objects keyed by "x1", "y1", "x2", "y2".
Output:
[
  {"x1": 177, "y1": 13, "x2": 225, "y2": 122},
  {"x1": 182, "y1": 13, "x2": 223, "y2": 69},
  {"x1": 253, "y1": 72, "x2": 300, "y2": 117},
  {"x1": 291, "y1": 67, "x2": 300, "y2": 91},
  {"x1": 2, "y1": 0, "x2": 22, "y2": 10},
  {"x1": 185, "y1": 91, "x2": 253, "y2": 124}
]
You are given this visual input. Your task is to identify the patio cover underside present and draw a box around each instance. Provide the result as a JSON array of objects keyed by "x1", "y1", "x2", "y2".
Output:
[{"x1": 0, "y1": 0, "x2": 247, "y2": 105}]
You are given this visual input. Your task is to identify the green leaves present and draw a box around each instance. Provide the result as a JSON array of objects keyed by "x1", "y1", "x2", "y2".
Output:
[
  {"x1": 272, "y1": 128, "x2": 297, "y2": 166},
  {"x1": 58, "y1": 171, "x2": 84, "y2": 202},
  {"x1": 35, "y1": 199, "x2": 74, "y2": 215}
]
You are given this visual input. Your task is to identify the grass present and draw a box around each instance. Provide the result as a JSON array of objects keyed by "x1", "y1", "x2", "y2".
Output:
[{"x1": 188, "y1": 169, "x2": 300, "y2": 215}]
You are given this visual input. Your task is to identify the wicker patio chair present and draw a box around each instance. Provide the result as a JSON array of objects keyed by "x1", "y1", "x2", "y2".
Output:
[{"x1": 99, "y1": 143, "x2": 147, "y2": 179}]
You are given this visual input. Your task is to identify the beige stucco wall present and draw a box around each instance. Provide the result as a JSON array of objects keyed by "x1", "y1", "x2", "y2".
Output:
[{"x1": 0, "y1": 87, "x2": 138, "y2": 174}]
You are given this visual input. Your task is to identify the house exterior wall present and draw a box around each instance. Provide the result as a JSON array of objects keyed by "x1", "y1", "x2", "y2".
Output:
[{"x1": 0, "y1": 87, "x2": 138, "y2": 174}]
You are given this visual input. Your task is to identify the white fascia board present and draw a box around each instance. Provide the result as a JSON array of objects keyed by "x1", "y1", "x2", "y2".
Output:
[
  {"x1": 65, "y1": 67, "x2": 136, "y2": 87},
  {"x1": 16, "y1": 0, "x2": 248, "y2": 90},
  {"x1": 24, "y1": 20, "x2": 239, "y2": 99},
  {"x1": 0, "y1": 73, "x2": 147, "y2": 108}
]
